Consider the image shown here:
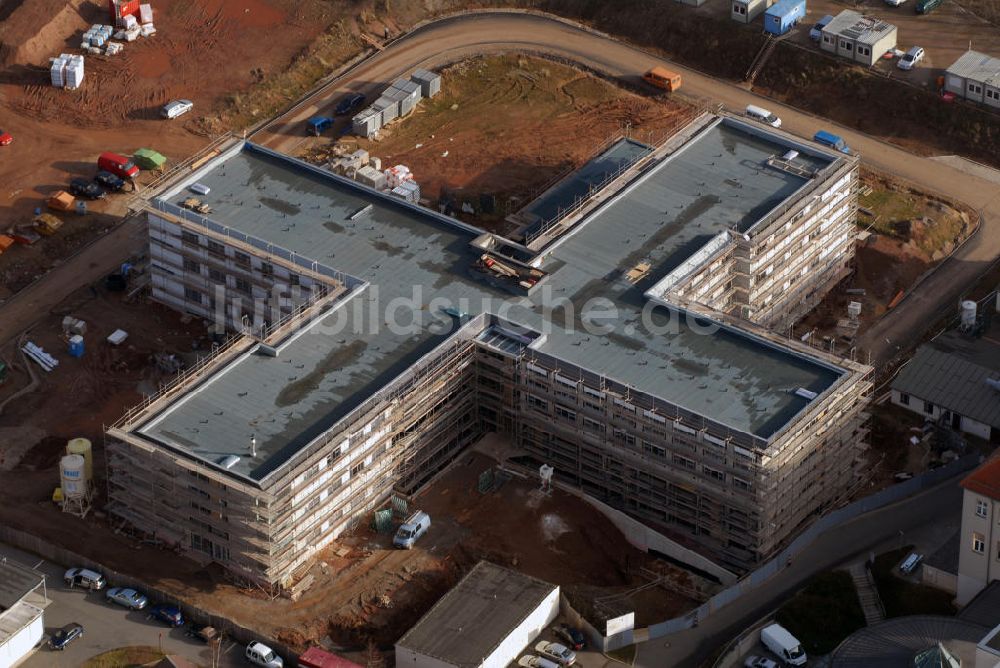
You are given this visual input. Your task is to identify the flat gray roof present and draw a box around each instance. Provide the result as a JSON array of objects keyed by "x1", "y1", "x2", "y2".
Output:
[
  {"x1": 136, "y1": 118, "x2": 847, "y2": 482},
  {"x1": 947, "y1": 50, "x2": 1000, "y2": 87},
  {"x1": 823, "y1": 10, "x2": 896, "y2": 46},
  {"x1": 396, "y1": 561, "x2": 556, "y2": 665},
  {"x1": 0, "y1": 559, "x2": 43, "y2": 611}
]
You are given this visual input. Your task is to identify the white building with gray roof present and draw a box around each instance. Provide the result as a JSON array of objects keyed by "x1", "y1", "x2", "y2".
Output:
[
  {"x1": 106, "y1": 114, "x2": 871, "y2": 588},
  {"x1": 0, "y1": 559, "x2": 48, "y2": 668},
  {"x1": 945, "y1": 50, "x2": 1000, "y2": 109},
  {"x1": 820, "y1": 10, "x2": 897, "y2": 67}
]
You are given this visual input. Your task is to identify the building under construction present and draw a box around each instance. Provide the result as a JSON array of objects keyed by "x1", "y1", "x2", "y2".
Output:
[{"x1": 106, "y1": 115, "x2": 871, "y2": 586}]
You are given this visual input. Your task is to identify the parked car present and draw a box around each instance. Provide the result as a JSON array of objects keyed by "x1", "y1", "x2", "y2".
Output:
[
  {"x1": 813, "y1": 130, "x2": 850, "y2": 154},
  {"x1": 760, "y1": 623, "x2": 807, "y2": 666},
  {"x1": 149, "y1": 604, "x2": 184, "y2": 627},
  {"x1": 916, "y1": 0, "x2": 943, "y2": 13},
  {"x1": 63, "y1": 567, "x2": 106, "y2": 590},
  {"x1": 809, "y1": 14, "x2": 833, "y2": 40},
  {"x1": 105, "y1": 587, "x2": 148, "y2": 610},
  {"x1": 393, "y1": 510, "x2": 431, "y2": 549},
  {"x1": 884, "y1": 0, "x2": 907, "y2": 6},
  {"x1": 555, "y1": 624, "x2": 586, "y2": 651},
  {"x1": 534, "y1": 641, "x2": 576, "y2": 666},
  {"x1": 162, "y1": 99, "x2": 194, "y2": 119},
  {"x1": 900, "y1": 552, "x2": 923, "y2": 574},
  {"x1": 246, "y1": 640, "x2": 283, "y2": 668},
  {"x1": 745, "y1": 656, "x2": 779, "y2": 668},
  {"x1": 69, "y1": 178, "x2": 106, "y2": 200},
  {"x1": 97, "y1": 152, "x2": 139, "y2": 180},
  {"x1": 0, "y1": 129, "x2": 12, "y2": 146},
  {"x1": 745, "y1": 104, "x2": 782, "y2": 128},
  {"x1": 49, "y1": 623, "x2": 84, "y2": 650},
  {"x1": 94, "y1": 170, "x2": 127, "y2": 191},
  {"x1": 518, "y1": 656, "x2": 560, "y2": 668},
  {"x1": 334, "y1": 92, "x2": 366, "y2": 115},
  {"x1": 897, "y1": 46, "x2": 925, "y2": 70}
]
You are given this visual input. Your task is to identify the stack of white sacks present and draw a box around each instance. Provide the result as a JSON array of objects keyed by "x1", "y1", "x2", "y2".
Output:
[
  {"x1": 139, "y1": 4, "x2": 156, "y2": 36},
  {"x1": 50, "y1": 54, "x2": 85, "y2": 89}
]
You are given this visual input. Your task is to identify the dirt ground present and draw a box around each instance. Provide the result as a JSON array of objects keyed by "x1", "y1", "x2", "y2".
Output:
[
  {"x1": 302, "y1": 54, "x2": 695, "y2": 228},
  {"x1": 797, "y1": 168, "x2": 975, "y2": 345},
  {"x1": 202, "y1": 451, "x2": 704, "y2": 651}
]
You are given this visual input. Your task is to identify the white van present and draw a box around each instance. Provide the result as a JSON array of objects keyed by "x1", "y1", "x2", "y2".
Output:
[
  {"x1": 760, "y1": 623, "x2": 806, "y2": 666},
  {"x1": 745, "y1": 105, "x2": 782, "y2": 128},
  {"x1": 393, "y1": 510, "x2": 430, "y2": 549}
]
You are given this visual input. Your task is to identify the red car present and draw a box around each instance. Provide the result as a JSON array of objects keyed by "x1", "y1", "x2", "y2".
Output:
[{"x1": 0, "y1": 130, "x2": 12, "y2": 146}]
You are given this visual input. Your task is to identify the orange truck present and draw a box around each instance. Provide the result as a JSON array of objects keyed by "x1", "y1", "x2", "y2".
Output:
[{"x1": 643, "y1": 66, "x2": 682, "y2": 92}]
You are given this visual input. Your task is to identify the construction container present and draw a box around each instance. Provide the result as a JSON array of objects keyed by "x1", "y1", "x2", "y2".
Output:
[
  {"x1": 764, "y1": 0, "x2": 806, "y2": 35},
  {"x1": 109, "y1": 0, "x2": 141, "y2": 27},
  {"x1": 397, "y1": 94, "x2": 417, "y2": 117},
  {"x1": 410, "y1": 69, "x2": 441, "y2": 97},
  {"x1": 389, "y1": 79, "x2": 422, "y2": 107},
  {"x1": 374, "y1": 96, "x2": 400, "y2": 122},
  {"x1": 351, "y1": 109, "x2": 381, "y2": 137}
]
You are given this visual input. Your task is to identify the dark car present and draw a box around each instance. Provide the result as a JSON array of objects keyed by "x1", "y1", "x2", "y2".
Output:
[
  {"x1": 149, "y1": 603, "x2": 184, "y2": 627},
  {"x1": 334, "y1": 92, "x2": 366, "y2": 115},
  {"x1": 69, "y1": 178, "x2": 106, "y2": 200},
  {"x1": 555, "y1": 624, "x2": 586, "y2": 651},
  {"x1": 94, "y1": 170, "x2": 126, "y2": 192},
  {"x1": 49, "y1": 623, "x2": 83, "y2": 650}
]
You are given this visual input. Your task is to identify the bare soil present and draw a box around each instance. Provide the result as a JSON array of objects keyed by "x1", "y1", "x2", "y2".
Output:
[
  {"x1": 302, "y1": 54, "x2": 695, "y2": 227},
  {"x1": 797, "y1": 168, "x2": 975, "y2": 343}
]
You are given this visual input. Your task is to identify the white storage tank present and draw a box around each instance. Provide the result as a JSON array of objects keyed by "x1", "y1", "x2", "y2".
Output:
[
  {"x1": 66, "y1": 438, "x2": 93, "y2": 483},
  {"x1": 961, "y1": 300, "x2": 977, "y2": 328},
  {"x1": 60, "y1": 454, "x2": 86, "y2": 498}
]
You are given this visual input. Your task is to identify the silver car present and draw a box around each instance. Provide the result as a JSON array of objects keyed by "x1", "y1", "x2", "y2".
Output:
[
  {"x1": 105, "y1": 587, "x2": 148, "y2": 610},
  {"x1": 162, "y1": 99, "x2": 193, "y2": 119},
  {"x1": 535, "y1": 641, "x2": 576, "y2": 666}
]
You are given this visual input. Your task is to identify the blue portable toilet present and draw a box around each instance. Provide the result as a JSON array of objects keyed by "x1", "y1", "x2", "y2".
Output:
[
  {"x1": 76, "y1": 200, "x2": 87, "y2": 216},
  {"x1": 68, "y1": 335, "x2": 85, "y2": 358},
  {"x1": 764, "y1": 0, "x2": 807, "y2": 35}
]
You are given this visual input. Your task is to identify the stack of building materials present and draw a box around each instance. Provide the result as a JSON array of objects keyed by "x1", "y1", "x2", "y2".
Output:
[
  {"x1": 21, "y1": 342, "x2": 59, "y2": 373},
  {"x1": 50, "y1": 56, "x2": 67, "y2": 87},
  {"x1": 51, "y1": 54, "x2": 84, "y2": 89},
  {"x1": 105, "y1": 42, "x2": 124, "y2": 56},
  {"x1": 355, "y1": 165, "x2": 387, "y2": 191},
  {"x1": 410, "y1": 69, "x2": 442, "y2": 98},
  {"x1": 391, "y1": 180, "x2": 421, "y2": 204},
  {"x1": 384, "y1": 164, "x2": 412, "y2": 189},
  {"x1": 139, "y1": 3, "x2": 153, "y2": 24},
  {"x1": 342, "y1": 149, "x2": 369, "y2": 171},
  {"x1": 351, "y1": 108, "x2": 382, "y2": 138},
  {"x1": 82, "y1": 24, "x2": 113, "y2": 49}
]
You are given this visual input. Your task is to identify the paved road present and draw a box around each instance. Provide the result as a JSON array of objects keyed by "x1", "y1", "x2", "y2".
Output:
[
  {"x1": 0, "y1": 542, "x2": 242, "y2": 668},
  {"x1": 639, "y1": 473, "x2": 965, "y2": 667},
  {"x1": 252, "y1": 11, "x2": 1000, "y2": 366}
]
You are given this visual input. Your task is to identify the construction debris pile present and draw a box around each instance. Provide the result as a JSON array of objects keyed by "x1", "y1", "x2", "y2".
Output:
[
  {"x1": 352, "y1": 68, "x2": 442, "y2": 138},
  {"x1": 324, "y1": 147, "x2": 422, "y2": 205}
]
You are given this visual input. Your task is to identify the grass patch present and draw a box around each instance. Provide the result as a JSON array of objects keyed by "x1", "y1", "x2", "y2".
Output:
[
  {"x1": 859, "y1": 188, "x2": 922, "y2": 237},
  {"x1": 775, "y1": 570, "x2": 866, "y2": 655},
  {"x1": 873, "y1": 546, "x2": 957, "y2": 617},
  {"x1": 83, "y1": 646, "x2": 165, "y2": 668},
  {"x1": 607, "y1": 643, "x2": 638, "y2": 665}
]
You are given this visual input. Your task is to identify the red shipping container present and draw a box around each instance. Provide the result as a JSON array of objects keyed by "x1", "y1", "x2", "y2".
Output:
[
  {"x1": 298, "y1": 647, "x2": 363, "y2": 668},
  {"x1": 109, "y1": 0, "x2": 141, "y2": 27}
]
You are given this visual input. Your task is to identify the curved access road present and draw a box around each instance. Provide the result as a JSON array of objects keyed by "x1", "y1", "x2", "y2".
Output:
[{"x1": 253, "y1": 10, "x2": 1000, "y2": 367}]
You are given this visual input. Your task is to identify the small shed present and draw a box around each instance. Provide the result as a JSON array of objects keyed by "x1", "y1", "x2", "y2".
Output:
[
  {"x1": 133, "y1": 148, "x2": 167, "y2": 170},
  {"x1": 820, "y1": 10, "x2": 897, "y2": 67},
  {"x1": 944, "y1": 50, "x2": 1000, "y2": 109},
  {"x1": 732, "y1": 0, "x2": 773, "y2": 23}
]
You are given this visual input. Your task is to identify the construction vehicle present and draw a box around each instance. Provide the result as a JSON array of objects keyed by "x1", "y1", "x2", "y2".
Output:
[
  {"x1": 643, "y1": 66, "x2": 682, "y2": 92},
  {"x1": 47, "y1": 191, "x2": 76, "y2": 212},
  {"x1": 181, "y1": 197, "x2": 212, "y2": 214},
  {"x1": 33, "y1": 213, "x2": 64, "y2": 236}
]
